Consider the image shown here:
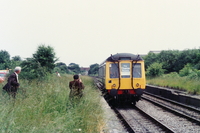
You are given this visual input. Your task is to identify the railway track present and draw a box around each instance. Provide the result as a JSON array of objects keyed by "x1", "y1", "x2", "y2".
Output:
[
  {"x1": 114, "y1": 106, "x2": 174, "y2": 133},
  {"x1": 142, "y1": 92, "x2": 200, "y2": 124},
  {"x1": 93, "y1": 77, "x2": 200, "y2": 132}
]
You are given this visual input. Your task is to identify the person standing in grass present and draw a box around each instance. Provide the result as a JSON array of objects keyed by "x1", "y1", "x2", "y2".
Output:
[
  {"x1": 3, "y1": 66, "x2": 21, "y2": 98},
  {"x1": 69, "y1": 75, "x2": 84, "y2": 100},
  {"x1": 56, "y1": 71, "x2": 61, "y2": 77}
]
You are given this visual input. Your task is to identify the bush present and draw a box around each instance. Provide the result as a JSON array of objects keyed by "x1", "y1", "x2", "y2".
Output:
[
  {"x1": 179, "y1": 64, "x2": 193, "y2": 77},
  {"x1": 20, "y1": 58, "x2": 49, "y2": 81},
  {"x1": 146, "y1": 62, "x2": 165, "y2": 77},
  {"x1": 187, "y1": 71, "x2": 198, "y2": 80},
  {"x1": 163, "y1": 72, "x2": 180, "y2": 78}
]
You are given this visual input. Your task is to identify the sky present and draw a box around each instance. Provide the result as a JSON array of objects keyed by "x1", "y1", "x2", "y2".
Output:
[{"x1": 0, "y1": 0, "x2": 200, "y2": 67}]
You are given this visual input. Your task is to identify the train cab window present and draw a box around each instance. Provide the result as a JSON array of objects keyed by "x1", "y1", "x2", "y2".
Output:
[
  {"x1": 109, "y1": 63, "x2": 119, "y2": 78},
  {"x1": 121, "y1": 63, "x2": 130, "y2": 78},
  {"x1": 132, "y1": 63, "x2": 141, "y2": 78}
]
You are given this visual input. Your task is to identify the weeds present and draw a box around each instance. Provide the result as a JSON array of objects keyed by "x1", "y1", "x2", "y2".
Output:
[
  {"x1": 0, "y1": 74, "x2": 105, "y2": 133},
  {"x1": 147, "y1": 75, "x2": 200, "y2": 95}
]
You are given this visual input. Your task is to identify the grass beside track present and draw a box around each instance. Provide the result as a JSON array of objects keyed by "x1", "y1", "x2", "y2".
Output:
[
  {"x1": 0, "y1": 74, "x2": 105, "y2": 133},
  {"x1": 147, "y1": 76, "x2": 200, "y2": 95}
]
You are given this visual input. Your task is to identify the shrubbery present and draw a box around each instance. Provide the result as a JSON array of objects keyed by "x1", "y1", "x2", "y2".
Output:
[
  {"x1": 146, "y1": 63, "x2": 200, "y2": 94},
  {"x1": 179, "y1": 63, "x2": 200, "y2": 80},
  {"x1": 146, "y1": 62, "x2": 165, "y2": 77},
  {"x1": 22, "y1": 45, "x2": 57, "y2": 80},
  {"x1": 144, "y1": 49, "x2": 200, "y2": 73},
  {"x1": 88, "y1": 63, "x2": 99, "y2": 76}
]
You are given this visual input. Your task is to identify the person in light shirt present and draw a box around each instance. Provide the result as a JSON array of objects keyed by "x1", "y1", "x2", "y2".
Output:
[
  {"x1": 56, "y1": 71, "x2": 61, "y2": 77},
  {"x1": 3, "y1": 67, "x2": 21, "y2": 98}
]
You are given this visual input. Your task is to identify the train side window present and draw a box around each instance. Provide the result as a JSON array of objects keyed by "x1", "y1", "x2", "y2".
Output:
[
  {"x1": 121, "y1": 63, "x2": 130, "y2": 78},
  {"x1": 98, "y1": 65, "x2": 105, "y2": 78},
  {"x1": 109, "y1": 63, "x2": 119, "y2": 78},
  {"x1": 132, "y1": 63, "x2": 141, "y2": 78}
]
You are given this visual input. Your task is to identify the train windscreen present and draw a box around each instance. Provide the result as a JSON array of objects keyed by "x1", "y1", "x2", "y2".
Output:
[
  {"x1": 109, "y1": 63, "x2": 119, "y2": 78},
  {"x1": 132, "y1": 63, "x2": 141, "y2": 78}
]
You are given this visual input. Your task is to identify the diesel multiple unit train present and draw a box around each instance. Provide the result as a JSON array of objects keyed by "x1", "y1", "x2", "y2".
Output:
[{"x1": 98, "y1": 53, "x2": 146, "y2": 106}]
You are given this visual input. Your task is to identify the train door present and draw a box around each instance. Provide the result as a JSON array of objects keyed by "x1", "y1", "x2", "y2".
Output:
[{"x1": 120, "y1": 62, "x2": 131, "y2": 89}]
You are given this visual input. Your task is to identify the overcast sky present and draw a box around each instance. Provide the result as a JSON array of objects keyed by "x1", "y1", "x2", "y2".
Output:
[{"x1": 0, "y1": 0, "x2": 200, "y2": 67}]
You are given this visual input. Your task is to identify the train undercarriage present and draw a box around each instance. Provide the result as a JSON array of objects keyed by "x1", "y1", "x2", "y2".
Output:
[{"x1": 105, "y1": 88, "x2": 144, "y2": 107}]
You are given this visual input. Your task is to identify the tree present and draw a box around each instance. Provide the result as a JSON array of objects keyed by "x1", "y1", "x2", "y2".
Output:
[
  {"x1": 68, "y1": 63, "x2": 81, "y2": 74},
  {"x1": 0, "y1": 50, "x2": 10, "y2": 69},
  {"x1": 54, "y1": 62, "x2": 69, "y2": 73},
  {"x1": 20, "y1": 58, "x2": 47, "y2": 80},
  {"x1": 12, "y1": 56, "x2": 22, "y2": 61},
  {"x1": 144, "y1": 52, "x2": 158, "y2": 70},
  {"x1": 33, "y1": 45, "x2": 58, "y2": 73},
  {"x1": 88, "y1": 63, "x2": 99, "y2": 75},
  {"x1": 0, "y1": 50, "x2": 10, "y2": 63},
  {"x1": 157, "y1": 50, "x2": 179, "y2": 73},
  {"x1": 144, "y1": 49, "x2": 200, "y2": 74},
  {"x1": 20, "y1": 45, "x2": 58, "y2": 80}
]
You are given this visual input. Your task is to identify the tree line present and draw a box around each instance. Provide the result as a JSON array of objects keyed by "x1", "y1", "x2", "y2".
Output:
[
  {"x1": 87, "y1": 49, "x2": 200, "y2": 78},
  {"x1": 2, "y1": 45, "x2": 198, "y2": 79},
  {"x1": 144, "y1": 49, "x2": 200, "y2": 78},
  {"x1": 0, "y1": 45, "x2": 99, "y2": 81}
]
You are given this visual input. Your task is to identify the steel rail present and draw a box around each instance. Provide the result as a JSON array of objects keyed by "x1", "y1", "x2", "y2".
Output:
[
  {"x1": 144, "y1": 91, "x2": 200, "y2": 112},
  {"x1": 112, "y1": 107, "x2": 136, "y2": 133},
  {"x1": 134, "y1": 106, "x2": 175, "y2": 133},
  {"x1": 142, "y1": 95, "x2": 200, "y2": 125}
]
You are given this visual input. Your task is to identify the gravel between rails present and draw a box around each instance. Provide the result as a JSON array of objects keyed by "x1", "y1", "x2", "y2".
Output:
[
  {"x1": 136, "y1": 100, "x2": 200, "y2": 133},
  {"x1": 143, "y1": 94, "x2": 200, "y2": 121},
  {"x1": 117, "y1": 107, "x2": 167, "y2": 133}
]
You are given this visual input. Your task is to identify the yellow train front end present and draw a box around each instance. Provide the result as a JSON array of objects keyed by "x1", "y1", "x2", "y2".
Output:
[
  {"x1": 106, "y1": 60, "x2": 146, "y2": 90},
  {"x1": 99, "y1": 53, "x2": 146, "y2": 105}
]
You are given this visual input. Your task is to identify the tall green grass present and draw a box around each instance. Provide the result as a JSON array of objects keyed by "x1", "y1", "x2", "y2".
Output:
[
  {"x1": 147, "y1": 75, "x2": 200, "y2": 95},
  {"x1": 0, "y1": 74, "x2": 105, "y2": 133}
]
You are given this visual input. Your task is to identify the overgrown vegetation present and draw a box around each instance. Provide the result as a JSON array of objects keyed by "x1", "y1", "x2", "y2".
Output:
[
  {"x1": 0, "y1": 44, "x2": 89, "y2": 79},
  {"x1": 144, "y1": 49, "x2": 200, "y2": 74},
  {"x1": 20, "y1": 45, "x2": 58, "y2": 80},
  {"x1": 145, "y1": 49, "x2": 200, "y2": 94},
  {"x1": 146, "y1": 62, "x2": 165, "y2": 77},
  {"x1": 0, "y1": 74, "x2": 105, "y2": 132},
  {"x1": 68, "y1": 63, "x2": 81, "y2": 74},
  {"x1": 88, "y1": 63, "x2": 99, "y2": 76},
  {"x1": 147, "y1": 73, "x2": 200, "y2": 95}
]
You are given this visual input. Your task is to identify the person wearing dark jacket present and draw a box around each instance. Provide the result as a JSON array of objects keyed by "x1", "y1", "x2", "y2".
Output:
[
  {"x1": 69, "y1": 75, "x2": 84, "y2": 100},
  {"x1": 3, "y1": 66, "x2": 21, "y2": 98}
]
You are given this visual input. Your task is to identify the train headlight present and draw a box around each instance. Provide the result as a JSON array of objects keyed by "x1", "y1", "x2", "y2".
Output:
[
  {"x1": 111, "y1": 84, "x2": 116, "y2": 89},
  {"x1": 136, "y1": 83, "x2": 140, "y2": 87}
]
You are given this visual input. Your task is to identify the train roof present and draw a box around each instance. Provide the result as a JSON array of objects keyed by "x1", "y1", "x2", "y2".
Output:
[{"x1": 100, "y1": 53, "x2": 143, "y2": 65}]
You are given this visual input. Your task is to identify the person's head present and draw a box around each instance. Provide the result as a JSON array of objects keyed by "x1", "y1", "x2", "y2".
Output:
[
  {"x1": 15, "y1": 66, "x2": 21, "y2": 74},
  {"x1": 73, "y1": 75, "x2": 79, "y2": 80}
]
